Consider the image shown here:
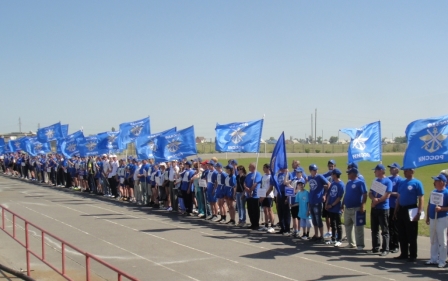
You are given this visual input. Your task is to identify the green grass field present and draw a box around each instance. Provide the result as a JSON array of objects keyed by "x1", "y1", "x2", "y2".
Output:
[{"x1": 207, "y1": 155, "x2": 447, "y2": 237}]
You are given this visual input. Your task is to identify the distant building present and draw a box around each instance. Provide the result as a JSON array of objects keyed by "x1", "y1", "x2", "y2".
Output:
[
  {"x1": 0, "y1": 131, "x2": 36, "y2": 142},
  {"x1": 196, "y1": 137, "x2": 206, "y2": 144}
]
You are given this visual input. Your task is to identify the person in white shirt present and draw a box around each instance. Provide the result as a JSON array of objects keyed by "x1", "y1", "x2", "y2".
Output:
[
  {"x1": 259, "y1": 164, "x2": 276, "y2": 233},
  {"x1": 109, "y1": 155, "x2": 119, "y2": 198},
  {"x1": 166, "y1": 160, "x2": 179, "y2": 212}
]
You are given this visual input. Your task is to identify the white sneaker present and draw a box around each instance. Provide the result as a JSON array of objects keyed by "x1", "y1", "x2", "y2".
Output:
[
  {"x1": 258, "y1": 226, "x2": 268, "y2": 231},
  {"x1": 325, "y1": 240, "x2": 335, "y2": 245},
  {"x1": 323, "y1": 232, "x2": 332, "y2": 239},
  {"x1": 357, "y1": 246, "x2": 364, "y2": 250},
  {"x1": 438, "y1": 263, "x2": 446, "y2": 268},
  {"x1": 267, "y1": 227, "x2": 275, "y2": 233},
  {"x1": 334, "y1": 241, "x2": 342, "y2": 247}
]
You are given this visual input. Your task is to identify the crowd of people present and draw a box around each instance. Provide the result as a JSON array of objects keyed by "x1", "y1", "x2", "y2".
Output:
[{"x1": 1, "y1": 152, "x2": 448, "y2": 268}]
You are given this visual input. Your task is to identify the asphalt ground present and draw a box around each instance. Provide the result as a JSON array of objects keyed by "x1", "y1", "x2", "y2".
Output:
[{"x1": 0, "y1": 175, "x2": 446, "y2": 281}]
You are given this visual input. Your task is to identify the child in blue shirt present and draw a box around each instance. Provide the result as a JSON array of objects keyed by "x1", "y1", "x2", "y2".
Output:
[{"x1": 296, "y1": 180, "x2": 313, "y2": 240}]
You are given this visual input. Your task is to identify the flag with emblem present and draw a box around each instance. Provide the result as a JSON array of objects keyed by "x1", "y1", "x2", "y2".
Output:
[
  {"x1": 79, "y1": 135, "x2": 108, "y2": 157},
  {"x1": 37, "y1": 122, "x2": 64, "y2": 143},
  {"x1": 23, "y1": 137, "x2": 51, "y2": 156},
  {"x1": 403, "y1": 114, "x2": 448, "y2": 169},
  {"x1": 215, "y1": 119, "x2": 264, "y2": 153},
  {"x1": 59, "y1": 130, "x2": 86, "y2": 158},
  {"x1": 8, "y1": 138, "x2": 24, "y2": 153},
  {"x1": 97, "y1": 131, "x2": 122, "y2": 152},
  {"x1": 340, "y1": 121, "x2": 382, "y2": 163},
  {"x1": 135, "y1": 127, "x2": 177, "y2": 160},
  {"x1": 153, "y1": 126, "x2": 197, "y2": 162},
  {"x1": 61, "y1": 124, "x2": 69, "y2": 138},
  {"x1": 270, "y1": 132, "x2": 287, "y2": 196},
  {"x1": 0, "y1": 138, "x2": 5, "y2": 154},
  {"x1": 119, "y1": 117, "x2": 151, "y2": 147}
]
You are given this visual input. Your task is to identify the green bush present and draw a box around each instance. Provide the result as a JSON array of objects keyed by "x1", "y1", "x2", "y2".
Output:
[
  {"x1": 305, "y1": 148, "x2": 310, "y2": 153},
  {"x1": 315, "y1": 149, "x2": 320, "y2": 153},
  {"x1": 325, "y1": 150, "x2": 331, "y2": 153}
]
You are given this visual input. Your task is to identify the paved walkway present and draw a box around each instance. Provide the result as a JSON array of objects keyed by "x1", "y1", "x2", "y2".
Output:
[{"x1": 0, "y1": 175, "x2": 446, "y2": 281}]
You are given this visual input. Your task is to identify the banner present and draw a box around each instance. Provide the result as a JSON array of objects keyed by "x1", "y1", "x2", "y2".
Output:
[
  {"x1": 8, "y1": 138, "x2": 23, "y2": 153},
  {"x1": 60, "y1": 130, "x2": 86, "y2": 158},
  {"x1": 0, "y1": 138, "x2": 4, "y2": 154},
  {"x1": 97, "y1": 131, "x2": 122, "y2": 152},
  {"x1": 79, "y1": 135, "x2": 108, "y2": 157},
  {"x1": 37, "y1": 122, "x2": 64, "y2": 143},
  {"x1": 340, "y1": 121, "x2": 382, "y2": 163},
  {"x1": 24, "y1": 137, "x2": 51, "y2": 156},
  {"x1": 153, "y1": 126, "x2": 197, "y2": 162},
  {"x1": 119, "y1": 117, "x2": 151, "y2": 146},
  {"x1": 135, "y1": 127, "x2": 177, "y2": 160},
  {"x1": 403, "y1": 114, "x2": 448, "y2": 169},
  {"x1": 270, "y1": 132, "x2": 287, "y2": 196},
  {"x1": 215, "y1": 119, "x2": 263, "y2": 152},
  {"x1": 61, "y1": 124, "x2": 69, "y2": 138}
]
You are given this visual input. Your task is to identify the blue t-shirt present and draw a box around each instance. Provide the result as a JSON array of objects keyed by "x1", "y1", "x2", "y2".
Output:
[
  {"x1": 290, "y1": 168, "x2": 307, "y2": 179},
  {"x1": 244, "y1": 172, "x2": 262, "y2": 199},
  {"x1": 358, "y1": 174, "x2": 365, "y2": 182},
  {"x1": 139, "y1": 164, "x2": 149, "y2": 182},
  {"x1": 296, "y1": 190, "x2": 311, "y2": 219},
  {"x1": 429, "y1": 189, "x2": 448, "y2": 219},
  {"x1": 307, "y1": 174, "x2": 329, "y2": 204},
  {"x1": 225, "y1": 174, "x2": 236, "y2": 188},
  {"x1": 388, "y1": 175, "x2": 402, "y2": 209},
  {"x1": 397, "y1": 178, "x2": 424, "y2": 206},
  {"x1": 277, "y1": 172, "x2": 288, "y2": 195},
  {"x1": 343, "y1": 179, "x2": 367, "y2": 208},
  {"x1": 216, "y1": 171, "x2": 228, "y2": 186},
  {"x1": 327, "y1": 181, "x2": 345, "y2": 213},
  {"x1": 370, "y1": 177, "x2": 393, "y2": 209},
  {"x1": 180, "y1": 169, "x2": 195, "y2": 191}
]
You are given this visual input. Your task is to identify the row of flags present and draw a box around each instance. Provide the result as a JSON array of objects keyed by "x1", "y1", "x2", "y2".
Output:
[{"x1": 1, "y1": 115, "x2": 448, "y2": 170}]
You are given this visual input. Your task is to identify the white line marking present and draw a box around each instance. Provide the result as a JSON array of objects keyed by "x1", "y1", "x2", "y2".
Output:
[{"x1": 11, "y1": 201, "x2": 200, "y2": 281}]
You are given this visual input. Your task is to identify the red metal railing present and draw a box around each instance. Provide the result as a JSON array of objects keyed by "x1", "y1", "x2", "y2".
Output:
[{"x1": 0, "y1": 205, "x2": 139, "y2": 281}]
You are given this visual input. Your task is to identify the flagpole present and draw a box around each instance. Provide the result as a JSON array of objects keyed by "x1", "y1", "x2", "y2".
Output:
[{"x1": 253, "y1": 114, "x2": 265, "y2": 176}]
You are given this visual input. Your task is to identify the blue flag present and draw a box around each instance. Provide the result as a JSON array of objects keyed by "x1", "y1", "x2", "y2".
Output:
[
  {"x1": 340, "y1": 121, "x2": 382, "y2": 163},
  {"x1": 24, "y1": 138, "x2": 51, "y2": 156},
  {"x1": 97, "y1": 131, "x2": 122, "y2": 152},
  {"x1": 153, "y1": 126, "x2": 197, "y2": 162},
  {"x1": 269, "y1": 132, "x2": 288, "y2": 196},
  {"x1": 215, "y1": 119, "x2": 263, "y2": 152},
  {"x1": 79, "y1": 135, "x2": 108, "y2": 157},
  {"x1": 60, "y1": 130, "x2": 86, "y2": 158},
  {"x1": 9, "y1": 138, "x2": 23, "y2": 153},
  {"x1": 135, "y1": 127, "x2": 177, "y2": 160},
  {"x1": 61, "y1": 124, "x2": 69, "y2": 138},
  {"x1": 37, "y1": 122, "x2": 64, "y2": 143},
  {"x1": 403, "y1": 114, "x2": 448, "y2": 169},
  {"x1": 119, "y1": 117, "x2": 151, "y2": 147},
  {"x1": 0, "y1": 138, "x2": 4, "y2": 154}
]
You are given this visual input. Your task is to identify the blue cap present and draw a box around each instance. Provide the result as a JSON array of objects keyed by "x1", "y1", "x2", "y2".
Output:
[
  {"x1": 347, "y1": 162, "x2": 358, "y2": 169},
  {"x1": 297, "y1": 178, "x2": 306, "y2": 184},
  {"x1": 207, "y1": 160, "x2": 215, "y2": 166},
  {"x1": 225, "y1": 164, "x2": 233, "y2": 170},
  {"x1": 215, "y1": 162, "x2": 223, "y2": 168},
  {"x1": 332, "y1": 168, "x2": 342, "y2": 176},
  {"x1": 373, "y1": 164, "x2": 386, "y2": 171},
  {"x1": 328, "y1": 159, "x2": 336, "y2": 165},
  {"x1": 387, "y1": 162, "x2": 401, "y2": 169},
  {"x1": 346, "y1": 168, "x2": 359, "y2": 174},
  {"x1": 432, "y1": 174, "x2": 447, "y2": 183},
  {"x1": 294, "y1": 167, "x2": 304, "y2": 173},
  {"x1": 230, "y1": 159, "x2": 238, "y2": 165},
  {"x1": 309, "y1": 164, "x2": 318, "y2": 171},
  {"x1": 185, "y1": 161, "x2": 192, "y2": 166}
]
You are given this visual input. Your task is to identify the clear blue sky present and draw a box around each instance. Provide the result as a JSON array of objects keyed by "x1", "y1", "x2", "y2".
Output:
[{"x1": 1, "y1": 1, "x2": 447, "y2": 141}]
